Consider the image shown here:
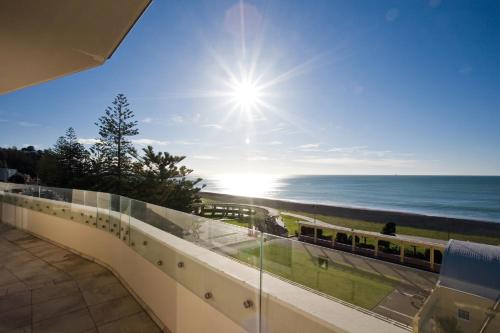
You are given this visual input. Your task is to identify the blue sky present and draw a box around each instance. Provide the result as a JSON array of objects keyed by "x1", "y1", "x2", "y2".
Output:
[{"x1": 1, "y1": 0, "x2": 499, "y2": 176}]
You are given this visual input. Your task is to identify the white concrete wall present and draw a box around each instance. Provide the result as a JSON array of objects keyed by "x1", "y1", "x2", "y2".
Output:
[{"x1": 1, "y1": 202, "x2": 244, "y2": 333}]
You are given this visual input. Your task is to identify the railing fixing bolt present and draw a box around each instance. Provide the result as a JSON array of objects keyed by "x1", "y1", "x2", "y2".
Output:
[
  {"x1": 204, "y1": 292, "x2": 212, "y2": 300},
  {"x1": 157, "y1": 260, "x2": 163, "y2": 266},
  {"x1": 131, "y1": 242, "x2": 135, "y2": 246},
  {"x1": 143, "y1": 240, "x2": 148, "y2": 246},
  {"x1": 243, "y1": 300, "x2": 254, "y2": 309},
  {"x1": 177, "y1": 261, "x2": 184, "y2": 268}
]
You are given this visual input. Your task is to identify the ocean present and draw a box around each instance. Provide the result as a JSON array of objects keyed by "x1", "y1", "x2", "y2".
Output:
[{"x1": 201, "y1": 175, "x2": 500, "y2": 223}]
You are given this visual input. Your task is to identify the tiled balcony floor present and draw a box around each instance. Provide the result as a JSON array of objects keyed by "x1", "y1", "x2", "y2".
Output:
[{"x1": 0, "y1": 223, "x2": 162, "y2": 333}]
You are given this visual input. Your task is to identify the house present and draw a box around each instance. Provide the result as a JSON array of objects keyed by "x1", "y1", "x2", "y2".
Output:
[
  {"x1": 0, "y1": 168, "x2": 18, "y2": 182},
  {"x1": 414, "y1": 240, "x2": 500, "y2": 332}
]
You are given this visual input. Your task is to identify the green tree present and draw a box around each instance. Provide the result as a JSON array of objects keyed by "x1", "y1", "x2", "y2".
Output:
[
  {"x1": 131, "y1": 146, "x2": 204, "y2": 212},
  {"x1": 0, "y1": 146, "x2": 43, "y2": 177},
  {"x1": 381, "y1": 222, "x2": 396, "y2": 236},
  {"x1": 39, "y1": 128, "x2": 90, "y2": 187},
  {"x1": 37, "y1": 150, "x2": 58, "y2": 185},
  {"x1": 92, "y1": 94, "x2": 139, "y2": 194}
]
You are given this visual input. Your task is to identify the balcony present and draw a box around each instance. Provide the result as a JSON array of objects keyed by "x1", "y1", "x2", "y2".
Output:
[
  {"x1": 0, "y1": 223, "x2": 161, "y2": 332},
  {"x1": 0, "y1": 183, "x2": 498, "y2": 333},
  {"x1": 0, "y1": 183, "x2": 412, "y2": 333}
]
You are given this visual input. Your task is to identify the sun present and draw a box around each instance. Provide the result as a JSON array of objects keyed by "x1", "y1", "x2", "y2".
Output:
[
  {"x1": 231, "y1": 80, "x2": 260, "y2": 109},
  {"x1": 227, "y1": 76, "x2": 264, "y2": 114}
]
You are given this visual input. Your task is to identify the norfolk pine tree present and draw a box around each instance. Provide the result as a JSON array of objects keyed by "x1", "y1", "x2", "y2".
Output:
[{"x1": 93, "y1": 94, "x2": 139, "y2": 194}]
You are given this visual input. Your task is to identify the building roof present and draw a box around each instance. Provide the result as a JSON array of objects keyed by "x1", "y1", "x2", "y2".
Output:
[
  {"x1": 0, "y1": 0, "x2": 151, "y2": 94},
  {"x1": 439, "y1": 239, "x2": 500, "y2": 300}
]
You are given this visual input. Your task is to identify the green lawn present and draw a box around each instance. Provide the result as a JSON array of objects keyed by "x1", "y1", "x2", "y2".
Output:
[
  {"x1": 281, "y1": 214, "x2": 301, "y2": 236},
  {"x1": 232, "y1": 241, "x2": 396, "y2": 309}
]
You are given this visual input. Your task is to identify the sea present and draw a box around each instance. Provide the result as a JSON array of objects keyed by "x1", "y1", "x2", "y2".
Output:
[{"x1": 200, "y1": 175, "x2": 500, "y2": 223}]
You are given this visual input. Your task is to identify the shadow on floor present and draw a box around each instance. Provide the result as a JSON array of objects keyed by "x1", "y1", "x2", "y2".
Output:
[{"x1": 0, "y1": 223, "x2": 163, "y2": 333}]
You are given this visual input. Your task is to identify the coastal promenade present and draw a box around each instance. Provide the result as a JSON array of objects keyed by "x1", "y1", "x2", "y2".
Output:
[
  {"x1": 282, "y1": 212, "x2": 448, "y2": 246},
  {"x1": 200, "y1": 192, "x2": 500, "y2": 242},
  {"x1": 198, "y1": 198, "x2": 447, "y2": 272}
]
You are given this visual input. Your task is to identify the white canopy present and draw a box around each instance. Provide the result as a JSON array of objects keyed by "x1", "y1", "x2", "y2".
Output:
[{"x1": 0, "y1": 0, "x2": 151, "y2": 94}]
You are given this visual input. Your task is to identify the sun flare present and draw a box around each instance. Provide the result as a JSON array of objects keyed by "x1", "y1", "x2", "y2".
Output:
[{"x1": 231, "y1": 80, "x2": 260, "y2": 109}]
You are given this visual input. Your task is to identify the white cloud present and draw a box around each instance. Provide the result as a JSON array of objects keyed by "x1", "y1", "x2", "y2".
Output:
[
  {"x1": 385, "y1": 8, "x2": 399, "y2": 22},
  {"x1": 141, "y1": 117, "x2": 153, "y2": 123},
  {"x1": 78, "y1": 138, "x2": 100, "y2": 145},
  {"x1": 251, "y1": 114, "x2": 267, "y2": 122},
  {"x1": 172, "y1": 115, "x2": 184, "y2": 123},
  {"x1": 202, "y1": 124, "x2": 223, "y2": 130},
  {"x1": 193, "y1": 113, "x2": 201, "y2": 123},
  {"x1": 294, "y1": 157, "x2": 415, "y2": 168},
  {"x1": 269, "y1": 141, "x2": 282, "y2": 145},
  {"x1": 132, "y1": 138, "x2": 169, "y2": 146},
  {"x1": 172, "y1": 140, "x2": 194, "y2": 145},
  {"x1": 362, "y1": 150, "x2": 393, "y2": 157},
  {"x1": 297, "y1": 143, "x2": 321, "y2": 151},
  {"x1": 18, "y1": 121, "x2": 40, "y2": 127},
  {"x1": 327, "y1": 146, "x2": 367, "y2": 153},
  {"x1": 193, "y1": 155, "x2": 218, "y2": 160},
  {"x1": 247, "y1": 156, "x2": 271, "y2": 161},
  {"x1": 298, "y1": 143, "x2": 320, "y2": 149},
  {"x1": 326, "y1": 146, "x2": 394, "y2": 157}
]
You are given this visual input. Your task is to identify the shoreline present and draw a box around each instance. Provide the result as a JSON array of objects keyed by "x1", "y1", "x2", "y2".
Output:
[{"x1": 200, "y1": 191, "x2": 500, "y2": 239}]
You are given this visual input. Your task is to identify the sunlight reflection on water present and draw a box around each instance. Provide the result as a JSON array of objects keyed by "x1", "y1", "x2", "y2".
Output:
[{"x1": 209, "y1": 174, "x2": 285, "y2": 198}]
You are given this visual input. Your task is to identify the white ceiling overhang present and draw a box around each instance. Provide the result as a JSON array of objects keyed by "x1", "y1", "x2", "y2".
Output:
[{"x1": 0, "y1": 0, "x2": 151, "y2": 94}]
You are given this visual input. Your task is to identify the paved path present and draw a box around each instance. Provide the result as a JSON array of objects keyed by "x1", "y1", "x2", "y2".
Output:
[{"x1": 0, "y1": 223, "x2": 163, "y2": 333}]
